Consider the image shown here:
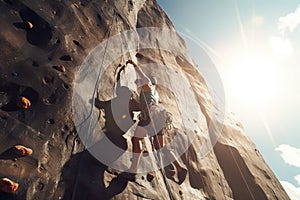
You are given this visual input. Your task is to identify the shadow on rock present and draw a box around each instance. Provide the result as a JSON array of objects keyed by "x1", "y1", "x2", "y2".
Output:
[
  {"x1": 0, "y1": 147, "x2": 25, "y2": 160},
  {"x1": 61, "y1": 150, "x2": 128, "y2": 200},
  {"x1": 13, "y1": 7, "x2": 52, "y2": 47}
]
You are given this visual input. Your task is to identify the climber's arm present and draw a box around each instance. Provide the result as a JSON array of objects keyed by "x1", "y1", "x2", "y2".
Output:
[{"x1": 126, "y1": 60, "x2": 151, "y2": 86}]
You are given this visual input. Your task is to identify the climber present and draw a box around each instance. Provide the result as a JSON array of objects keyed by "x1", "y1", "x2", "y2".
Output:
[{"x1": 124, "y1": 60, "x2": 187, "y2": 184}]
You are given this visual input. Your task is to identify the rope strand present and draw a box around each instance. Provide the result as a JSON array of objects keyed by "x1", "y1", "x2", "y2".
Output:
[{"x1": 71, "y1": 10, "x2": 118, "y2": 200}]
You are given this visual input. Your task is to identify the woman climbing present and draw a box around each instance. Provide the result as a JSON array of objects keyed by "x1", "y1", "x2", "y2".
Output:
[{"x1": 124, "y1": 60, "x2": 187, "y2": 184}]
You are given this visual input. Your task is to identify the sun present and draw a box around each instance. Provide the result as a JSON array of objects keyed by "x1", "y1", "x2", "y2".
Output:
[{"x1": 223, "y1": 51, "x2": 279, "y2": 111}]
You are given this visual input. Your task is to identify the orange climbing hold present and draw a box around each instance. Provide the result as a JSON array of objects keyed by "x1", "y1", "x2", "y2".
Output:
[
  {"x1": 17, "y1": 96, "x2": 31, "y2": 109},
  {"x1": 0, "y1": 178, "x2": 19, "y2": 193},
  {"x1": 25, "y1": 21, "x2": 34, "y2": 29},
  {"x1": 14, "y1": 145, "x2": 33, "y2": 156},
  {"x1": 53, "y1": 65, "x2": 66, "y2": 72}
]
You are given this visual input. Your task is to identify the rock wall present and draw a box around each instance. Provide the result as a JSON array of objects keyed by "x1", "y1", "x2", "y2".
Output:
[{"x1": 0, "y1": 0, "x2": 289, "y2": 199}]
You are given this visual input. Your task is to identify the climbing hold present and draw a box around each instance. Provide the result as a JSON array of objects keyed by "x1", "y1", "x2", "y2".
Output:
[
  {"x1": 43, "y1": 76, "x2": 54, "y2": 84},
  {"x1": 17, "y1": 96, "x2": 31, "y2": 109},
  {"x1": 53, "y1": 65, "x2": 66, "y2": 72},
  {"x1": 11, "y1": 72, "x2": 18, "y2": 77},
  {"x1": 25, "y1": 21, "x2": 34, "y2": 29},
  {"x1": 62, "y1": 83, "x2": 70, "y2": 90},
  {"x1": 72, "y1": 2, "x2": 79, "y2": 8},
  {"x1": 59, "y1": 55, "x2": 73, "y2": 61},
  {"x1": 14, "y1": 145, "x2": 33, "y2": 156},
  {"x1": 38, "y1": 182, "x2": 44, "y2": 191},
  {"x1": 146, "y1": 172, "x2": 155, "y2": 182},
  {"x1": 43, "y1": 98, "x2": 50, "y2": 104},
  {"x1": 47, "y1": 119, "x2": 55, "y2": 124},
  {"x1": 136, "y1": 53, "x2": 144, "y2": 59},
  {"x1": 73, "y1": 40, "x2": 80, "y2": 46},
  {"x1": 0, "y1": 178, "x2": 19, "y2": 193}
]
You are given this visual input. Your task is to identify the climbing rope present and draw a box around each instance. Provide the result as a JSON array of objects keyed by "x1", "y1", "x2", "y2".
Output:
[
  {"x1": 112, "y1": 8, "x2": 175, "y2": 199},
  {"x1": 74, "y1": 4, "x2": 175, "y2": 199},
  {"x1": 140, "y1": 90, "x2": 175, "y2": 200},
  {"x1": 85, "y1": 10, "x2": 118, "y2": 148},
  {"x1": 111, "y1": 3, "x2": 174, "y2": 200},
  {"x1": 114, "y1": 14, "x2": 175, "y2": 199},
  {"x1": 71, "y1": 9, "x2": 118, "y2": 200}
]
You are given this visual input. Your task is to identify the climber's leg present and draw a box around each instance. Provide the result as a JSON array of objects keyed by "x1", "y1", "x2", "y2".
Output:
[
  {"x1": 128, "y1": 126, "x2": 147, "y2": 173},
  {"x1": 152, "y1": 135, "x2": 180, "y2": 169},
  {"x1": 152, "y1": 134, "x2": 187, "y2": 184}
]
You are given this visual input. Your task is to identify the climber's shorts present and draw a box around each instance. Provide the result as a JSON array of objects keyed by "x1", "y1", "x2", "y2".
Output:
[{"x1": 138, "y1": 104, "x2": 167, "y2": 137}]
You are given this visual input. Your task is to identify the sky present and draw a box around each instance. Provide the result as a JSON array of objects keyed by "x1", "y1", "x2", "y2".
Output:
[{"x1": 157, "y1": 0, "x2": 300, "y2": 199}]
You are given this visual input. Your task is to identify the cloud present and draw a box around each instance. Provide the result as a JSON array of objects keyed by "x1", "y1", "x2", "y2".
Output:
[
  {"x1": 280, "y1": 181, "x2": 300, "y2": 200},
  {"x1": 276, "y1": 145, "x2": 300, "y2": 199},
  {"x1": 278, "y1": 5, "x2": 300, "y2": 34},
  {"x1": 275, "y1": 144, "x2": 300, "y2": 168},
  {"x1": 269, "y1": 36, "x2": 293, "y2": 58}
]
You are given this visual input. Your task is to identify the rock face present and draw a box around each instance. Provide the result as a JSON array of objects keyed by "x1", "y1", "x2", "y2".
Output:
[{"x1": 0, "y1": 0, "x2": 289, "y2": 200}]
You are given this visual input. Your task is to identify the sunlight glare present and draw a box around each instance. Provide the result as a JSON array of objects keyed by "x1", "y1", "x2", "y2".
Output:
[{"x1": 224, "y1": 51, "x2": 279, "y2": 111}]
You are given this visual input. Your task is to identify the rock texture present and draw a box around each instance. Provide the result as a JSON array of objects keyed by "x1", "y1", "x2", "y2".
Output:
[{"x1": 0, "y1": 0, "x2": 289, "y2": 200}]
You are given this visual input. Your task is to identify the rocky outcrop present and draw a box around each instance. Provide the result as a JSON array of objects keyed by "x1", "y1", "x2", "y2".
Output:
[{"x1": 0, "y1": 0, "x2": 289, "y2": 199}]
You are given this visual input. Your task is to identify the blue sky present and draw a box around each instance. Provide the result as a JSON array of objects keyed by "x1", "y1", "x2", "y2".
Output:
[{"x1": 157, "y1": 0, "x2": 300, "y2": 199}]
